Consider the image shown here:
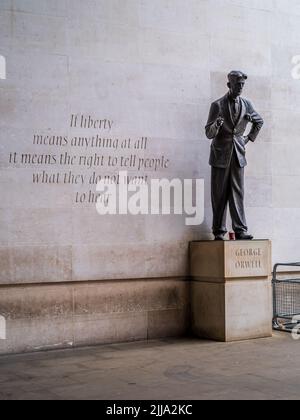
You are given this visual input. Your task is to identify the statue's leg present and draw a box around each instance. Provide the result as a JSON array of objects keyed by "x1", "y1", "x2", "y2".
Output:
[
  {"x1": 228, "y1": 151, "x2": 248, "y2": 233},
  {"x1": 211, "y1": 165, "x2": 230, "y2": 236}
]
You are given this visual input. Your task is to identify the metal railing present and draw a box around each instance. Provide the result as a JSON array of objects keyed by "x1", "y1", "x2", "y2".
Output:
[{"x1": 273, "y1": 263, "x2": 300, "y2": 333}]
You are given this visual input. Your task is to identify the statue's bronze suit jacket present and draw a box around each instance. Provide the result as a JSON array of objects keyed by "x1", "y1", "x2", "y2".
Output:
[{"x1": 205, "y1": 93, "x2": 264, "y2": 168}]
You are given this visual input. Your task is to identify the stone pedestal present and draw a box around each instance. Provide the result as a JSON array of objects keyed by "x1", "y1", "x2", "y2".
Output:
[{"x1": 190, "y1": 240, "x2": 272, "y2": 342}]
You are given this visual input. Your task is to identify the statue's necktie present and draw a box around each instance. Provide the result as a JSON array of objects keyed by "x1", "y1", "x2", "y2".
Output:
[{"x1": 234, "y1": 99, "x2": 240, "y2": 122}]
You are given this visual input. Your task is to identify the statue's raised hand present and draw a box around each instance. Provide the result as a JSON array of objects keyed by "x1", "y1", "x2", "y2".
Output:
[{"x1": 216, "y1": 117, "x2": 224, "y2": 128}]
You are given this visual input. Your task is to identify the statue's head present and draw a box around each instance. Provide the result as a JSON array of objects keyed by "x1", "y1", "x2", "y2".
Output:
[{"x1": 227, "y1": 71, "x2": 248, "y2": 98}]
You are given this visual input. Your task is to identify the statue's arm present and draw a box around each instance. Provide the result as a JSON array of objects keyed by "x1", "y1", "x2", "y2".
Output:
[
  {"x1": 205, "y1": 102, "x2": 222, "y2": 140},
  {"x1": 247, "y1": 101, "x2": 264, "y2": 142}
]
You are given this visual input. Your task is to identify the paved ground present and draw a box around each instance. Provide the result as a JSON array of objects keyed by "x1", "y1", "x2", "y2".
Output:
[{"x1": 0, "y1": 332, "x2": 299, "y2": 400}]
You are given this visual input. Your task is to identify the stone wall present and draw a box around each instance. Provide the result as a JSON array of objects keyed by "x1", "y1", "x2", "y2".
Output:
[
  {"x1": 0, "y1": 279, "x2": 189, "y2": 354},
  {"x1": 1, "y1": 0, "x2": 300, "y2": 353}
]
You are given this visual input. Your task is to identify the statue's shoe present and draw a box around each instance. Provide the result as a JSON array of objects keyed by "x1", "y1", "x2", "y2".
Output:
[
  {"x1": 236, "y1": 233, "x2": 254, "y2": 240},
  {"x1": 215, "y1": 234, "x2": 225, "y2": 241}
]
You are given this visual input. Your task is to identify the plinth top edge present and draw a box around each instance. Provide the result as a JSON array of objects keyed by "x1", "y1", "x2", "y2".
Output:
[{"x1": 190, "y1": 239, "x2": 271, "y2": 243}]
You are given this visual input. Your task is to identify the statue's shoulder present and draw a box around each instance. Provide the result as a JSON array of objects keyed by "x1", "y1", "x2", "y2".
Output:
[
  {"x1": 241, "y1": 97, "x2": 252, "y2": 107},
  {"x1": 211, "y1": 94, "x2": 227, "y2": 106}
]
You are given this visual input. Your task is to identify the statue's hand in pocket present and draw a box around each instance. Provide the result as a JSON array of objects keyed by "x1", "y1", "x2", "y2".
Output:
[{"x1": 243, "y1": 135, "x2": 250, "y2": 145}]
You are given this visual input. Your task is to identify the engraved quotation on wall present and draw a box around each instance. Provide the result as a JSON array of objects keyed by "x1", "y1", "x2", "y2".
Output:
[{"x1": 7, "y1": 114, "x2": 171, "y2": 206}]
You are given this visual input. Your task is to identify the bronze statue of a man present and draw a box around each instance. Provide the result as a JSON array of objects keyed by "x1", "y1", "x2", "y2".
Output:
[{"x1": 205, "y1": 71, "x2": 264, "y2": 241}]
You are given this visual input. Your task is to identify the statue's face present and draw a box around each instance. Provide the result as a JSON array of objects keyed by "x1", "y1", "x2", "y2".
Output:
[{"x1": 229, "y1": 79, "x2": 245, "y2": 97}]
